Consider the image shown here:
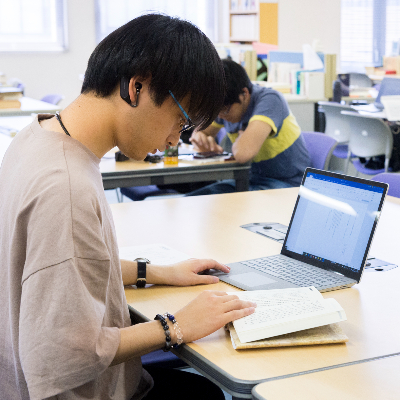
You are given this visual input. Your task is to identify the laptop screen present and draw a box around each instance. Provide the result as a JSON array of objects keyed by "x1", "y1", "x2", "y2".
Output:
[
  {"x1": 375, "y1": 77, "x2": 400, "y2": 109},
  {"x1": 282, "y1": 168, "x2": 387, "y2": 281}
]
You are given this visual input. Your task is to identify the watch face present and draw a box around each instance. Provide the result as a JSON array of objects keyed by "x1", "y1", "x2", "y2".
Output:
[{"x1": 134, "y1": 257, "x2": 151, "y2": 264}]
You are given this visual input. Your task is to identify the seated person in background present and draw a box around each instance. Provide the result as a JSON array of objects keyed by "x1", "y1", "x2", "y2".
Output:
[
  {"x1": 187, "y1": 59, "x2": 310, "y2": 196},
  {"x1": 0, "y1": 15, "x2": 256, "y2": 400}
]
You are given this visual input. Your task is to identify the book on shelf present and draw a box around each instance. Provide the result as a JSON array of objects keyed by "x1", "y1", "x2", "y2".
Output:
[{"x1": 228, "y1": 286, "x2": 347, "y2": 345}]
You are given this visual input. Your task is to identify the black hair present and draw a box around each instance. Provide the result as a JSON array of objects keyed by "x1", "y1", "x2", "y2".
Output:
[
  {"x1": 222, "y1": 58, "x2": 253, "y2": 107},
  {"x1": 81, "y1": 14, "x2": 225, "y2": 130}
]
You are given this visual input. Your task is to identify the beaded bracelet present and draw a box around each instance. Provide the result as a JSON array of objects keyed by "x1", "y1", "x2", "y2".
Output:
[
  {"x1": 154, "y1": 314, "x2": 172, "y2": 352},
  {"x1": 164, "y1": 312, "x2": 184, "y2": 348}
]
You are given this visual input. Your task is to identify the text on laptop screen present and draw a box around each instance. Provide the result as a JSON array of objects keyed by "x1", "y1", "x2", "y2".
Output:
[{"x1": 284, "y1": 172, "x2": 384, "y2": 274}]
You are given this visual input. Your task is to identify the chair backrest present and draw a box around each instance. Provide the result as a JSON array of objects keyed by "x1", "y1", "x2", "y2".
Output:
[
  {"x1": 318, "y1": 101, "x2": 355, "y2": 143},
  {"x1": 349, "y1": 72, "x2": 373, "y2": 88},
  {"x1": 371, "y1": 172, "x2": 400, "y2": 198},
  {"x1": 41, "y1": 94, "x2": 64, "y2": 105},
  {"x1": 301, "y1": 131, "x2": 338, "y2": 170},
  {"x1": 340, "y1": 111, "x2": 393, "y2": 160}
]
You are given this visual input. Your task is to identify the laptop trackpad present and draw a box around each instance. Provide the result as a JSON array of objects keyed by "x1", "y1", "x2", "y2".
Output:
[{"x1": 229, "y1": 272, "x2": 277, "y2": 287}]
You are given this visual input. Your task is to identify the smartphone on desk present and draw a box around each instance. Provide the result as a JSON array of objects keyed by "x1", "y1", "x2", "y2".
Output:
[{"x1": 193, "y1": 151, "x2": 230, "y2": 159}]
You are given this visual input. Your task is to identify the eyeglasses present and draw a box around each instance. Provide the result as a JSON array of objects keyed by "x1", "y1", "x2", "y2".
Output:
[{"x1": 169, "y1": 90, "x2": 195, "y2": 134}]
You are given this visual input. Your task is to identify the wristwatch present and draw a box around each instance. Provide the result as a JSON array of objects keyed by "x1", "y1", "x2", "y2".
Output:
[{"x1": 134, "y1": 258, "x2": 151, "y2": 288}]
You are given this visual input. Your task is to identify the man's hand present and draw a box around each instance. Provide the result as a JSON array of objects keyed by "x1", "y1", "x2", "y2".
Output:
[
  {"x1": 174, "y1": 290, "x2": 256, "y2": 343},
  {"x1": 148, "y1": 258, "x2": 230, "y2": 286},
  {"x1": 190, "y1": 131, "x2": 223, "y2": 153}
]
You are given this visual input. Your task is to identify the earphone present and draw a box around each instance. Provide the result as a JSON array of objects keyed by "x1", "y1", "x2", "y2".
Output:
[{"x1": 120, "y1": 77, "x2": 142, "y2": 107}]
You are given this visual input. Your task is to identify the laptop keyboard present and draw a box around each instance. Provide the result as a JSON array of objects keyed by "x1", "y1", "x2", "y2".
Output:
[{"x1": 241, "y1": 255, "x2": 350, "y2": 288}]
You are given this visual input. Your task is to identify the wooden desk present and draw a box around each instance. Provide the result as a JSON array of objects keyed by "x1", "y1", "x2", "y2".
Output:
[
  {"x1": 111, "y1": 189, "x2": 400, "y2": 398},
  {"x1": 100, "y1": 157, "x2": 250, "y2": 191},
  {"x1": 0, "y1": 97, "x2": 61, "y2": 116},
  {"x1": 252, "y1": 354, "x2": 400, "y2": 400}
]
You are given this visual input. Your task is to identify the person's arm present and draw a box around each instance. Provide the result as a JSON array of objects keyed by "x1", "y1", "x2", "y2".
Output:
[
  {"x1": 111, "y1": 290, "x2": 256, "y2": 365},
  {"x1": 189, "y1": 124, "x2": 223, "y2": 153},
  {"x1": 231, "y1": 120, "x2": 273, "y2": 164},
  {"x1": 121, "y1": 258, "x2": 230, "y2": 287}
]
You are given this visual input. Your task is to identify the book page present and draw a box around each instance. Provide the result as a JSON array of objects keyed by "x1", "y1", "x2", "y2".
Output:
[
  {"x1": 229, "y1": 287, "x2": 331, "y2": 332},
  {"x1": 119, "y1": 243, "x2": 190, "y2": 265}
]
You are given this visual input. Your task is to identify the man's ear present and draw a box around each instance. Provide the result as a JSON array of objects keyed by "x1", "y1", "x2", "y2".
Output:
[
  {"x1": 127, "y1": 78, "x2": 142, "y2": 107},
  {"x1": 120, "y1": 77, "x2": 143, "y2": 107},
  {"x1": 241, "y1": 87, "x2": 250, "y2": 97}
]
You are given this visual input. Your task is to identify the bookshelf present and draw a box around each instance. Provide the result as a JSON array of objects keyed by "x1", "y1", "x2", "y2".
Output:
[{"x1": 230, "y1": 0, "x2": 260, "y2": 43}]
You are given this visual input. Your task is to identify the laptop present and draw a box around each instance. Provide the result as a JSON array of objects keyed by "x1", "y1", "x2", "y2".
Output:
[
  {"x1": 213, "y1": 168, "x2": 388, "y2": 292},
  {"x1": 352, "y1": 77, "x2": 400, "y2": 113}
]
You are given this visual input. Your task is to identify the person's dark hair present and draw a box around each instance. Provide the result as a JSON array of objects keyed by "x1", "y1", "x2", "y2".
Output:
[
  {"x1": 222, "y1": 58, "x2": 253, "y2": 107},
  {"x1": 81, "y1": 14, "x2": 225, "y2": 130}
]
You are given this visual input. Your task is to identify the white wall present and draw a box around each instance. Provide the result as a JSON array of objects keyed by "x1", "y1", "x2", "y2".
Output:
[
  {"x1": 277, "y1": 0, "x2": 341, "y2": 67},
  {"x1": 0, "y1": 0, "x2": 96, "y2": 108}
]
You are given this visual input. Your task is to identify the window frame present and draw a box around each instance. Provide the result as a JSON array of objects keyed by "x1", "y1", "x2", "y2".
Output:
[{"x1": 0, "y1": 0, "x2": 68, "y2": 53}]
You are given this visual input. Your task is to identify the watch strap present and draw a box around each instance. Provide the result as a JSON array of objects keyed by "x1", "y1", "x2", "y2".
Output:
[{"x1": 136, "y1": 261, "x2": 147, "y2": 288}]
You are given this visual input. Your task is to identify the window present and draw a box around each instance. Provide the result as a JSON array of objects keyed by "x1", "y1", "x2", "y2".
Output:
[
  {"x1": 340, "y1": 0, "x2": 374, "y2": 72},
  {"x1": 96, "y1": 0, "x2": 218, "y2": 44},
  {"x1": 341, "y1": 0, "x2": 400, "y2": 72},
  {"x1": 0, "y1": 0, "x2": 67, "y2": 52},
  {"x1": 386, "y1": 0, "x2": 400, "y2": 55}
]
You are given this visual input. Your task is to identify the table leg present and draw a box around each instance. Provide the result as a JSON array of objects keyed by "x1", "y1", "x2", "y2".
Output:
[{"x1": 234, "y1": 168, "x2": 250, "y2": 192}]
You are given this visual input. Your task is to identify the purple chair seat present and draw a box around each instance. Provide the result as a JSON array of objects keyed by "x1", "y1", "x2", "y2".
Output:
[
  {"x1": 40, "y1": 94, "x2": 64, "y2": 105},
  {"x1": 352, "y1": 159, "x2": 391, "y2": 175},
  {"x1": 333, "y1": 144, "x2": 349, "y2": 159},
  {"x1": 371, "y1": 172, "x2": 400, "y2": 198}
]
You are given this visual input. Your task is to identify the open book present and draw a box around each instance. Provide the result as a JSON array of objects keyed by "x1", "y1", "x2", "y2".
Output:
[{"x1": 229, "y1": 287, "x2": 347, "y2": 344}]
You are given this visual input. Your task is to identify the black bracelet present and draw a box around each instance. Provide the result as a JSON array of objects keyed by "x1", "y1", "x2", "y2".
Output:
[{"x1": 154, "y1": 314, "x2": 172, "y2": 352}]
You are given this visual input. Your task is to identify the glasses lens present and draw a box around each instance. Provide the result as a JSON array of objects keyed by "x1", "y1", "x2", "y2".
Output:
[{"x1": 179, "y1": 120, "x2": 195, "y2": 134}]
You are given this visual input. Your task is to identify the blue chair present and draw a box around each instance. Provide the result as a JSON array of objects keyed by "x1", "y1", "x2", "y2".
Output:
[
  {"x1": 371, "y1": 172, "x2": 400, "y2": 198},
  {"x1": 302, "y1": 131, "x2": 338, "y2": 170},
  {"x1": 41, "y1": 94, "x2": 64, "y2": 105}
]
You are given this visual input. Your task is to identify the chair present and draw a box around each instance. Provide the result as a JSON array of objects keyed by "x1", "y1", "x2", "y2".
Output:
[
  {"x1": 318, "y1": 102, "x2": 355, "y2": 162},
  {"x1": 341, "y1": 111, "x2": 393, "y2": 175},
  {"x1": 141, "y1": 349, "x2": 187, "y2": 369},
  {"x1": 120, "y1": 185, "x2": 180, "y2": 201},
  {"x1": 41, "y1": 94, "x2": 64, "y2": 105},
  {"x1": 371, "y1": 172, "x2": 400, "y2": 198},
  {"x1": 347, "y1": 72, "x2": 374, "y2": 88},
  {"x1": 301, "y1": 131, "x2": 337, "y2": 170}
]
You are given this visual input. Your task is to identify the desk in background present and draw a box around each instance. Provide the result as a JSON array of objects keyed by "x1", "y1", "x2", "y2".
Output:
[
  {"x1": 252, "y1": 354, "x2": 400, "y2": 400},
  {"x1": 112, "y1": 189, "x2": 400, "y2": 399},
  {"x1": 100, "y1": 157, "x2": 250, "y2": 192},
  {"x1": 284, "y1": 94, "x2": 324, "y2": 132},
  {"x1": 0, "y1": 97, "x2": 61, "y2": 116}
]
